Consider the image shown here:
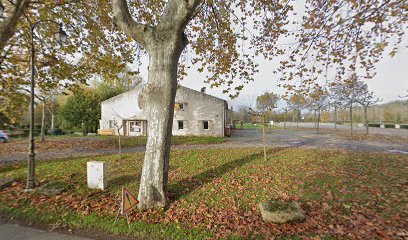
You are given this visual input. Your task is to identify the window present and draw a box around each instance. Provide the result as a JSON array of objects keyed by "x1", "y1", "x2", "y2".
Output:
[
  {"x1": 109, "y1": 120, "x2": 114, "y2": 129},
  {"x1": 178, "y1": 121, "x2": 184, "y2": 130},
  {"x1": 135, "y1": 121, "x2": 141, "y2": 132},
  {"x1": 174, "y1": 103, "x2": 187, "y2": 111},
  {"x1": 203, "y1": 121, "x2": 209, "y2": 130}
]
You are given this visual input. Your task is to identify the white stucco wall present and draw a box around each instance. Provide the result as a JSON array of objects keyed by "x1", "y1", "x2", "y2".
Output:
[
  {"x1": 99, "y1": 85, "x2": 227, "y2": 137},
  {"x1": 172, "y1": 86, "x2": 226, "y2": 137},
  {"x1": 100, "y1": 86, "x2": 146, "y2": 135}
]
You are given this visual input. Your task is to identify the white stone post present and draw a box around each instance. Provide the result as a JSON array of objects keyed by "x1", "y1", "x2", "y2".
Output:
[{"x1": 87, "y1": 161, "x2": 107, "y2": 190}]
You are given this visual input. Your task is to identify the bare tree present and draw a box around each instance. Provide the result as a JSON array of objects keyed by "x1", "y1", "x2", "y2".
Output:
[
  {"x1": 282, "y1": 107, "x2": 289, "y2": 129},
  {"x1": 113, "y1": 119, "x2": 124, "y2": 159},
  {"x1": 288, "y1": 93, "x2": 306, "y2": 130},
  {"x1": 308, "y1": 87, "x2": 330, "y2": 134},
  {"x1": 329, "y1": 75, "x2": 366, "y2": 136},
  {"x1": 248, "y1": 108, "x2": 268, "y2": 162},
  {"x1": 355, "y1": 84, "x2": 381, "y2": 134},
  {"x1": 329, "y1": 95, "x2": 343, "y2": 130},
  {"x1": 256, "y1": 92, "x2": 280, "y2": 132},
  {"x1": 109, "y1": 109, "x2": 126, "y2": 159}
]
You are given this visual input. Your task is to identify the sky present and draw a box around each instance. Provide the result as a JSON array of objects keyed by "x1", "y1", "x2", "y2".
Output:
[
  {"x1": 137, "y1": 2, "x2": 408, "y2": 110},
  {"x1": 138, "y1": 44, "x2": 408, "y2": 110}
]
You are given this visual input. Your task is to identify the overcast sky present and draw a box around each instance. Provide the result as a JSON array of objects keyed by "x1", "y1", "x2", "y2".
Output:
[
  {"x1": 137, "y1": 2, "x2": 408, "y2": 110},
  {"x1": 138, "y1": 44, "x2": 408, "y2": 109}
]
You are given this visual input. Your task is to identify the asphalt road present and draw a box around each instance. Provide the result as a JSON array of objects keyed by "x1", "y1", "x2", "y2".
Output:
[
  {"x1": 0, "y1": 222, "x2": 93, "y2": 240},
  {"x1": 1, "y1": 128, "x2": 407, "y2": 166}
]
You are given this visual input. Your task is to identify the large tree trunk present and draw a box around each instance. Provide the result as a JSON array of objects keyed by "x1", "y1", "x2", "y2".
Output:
[
  {"x1": 112, "y1": 0, "x2": 201, "y2": 210},
  {"x1": 138, "y1": 43, "x2": 184, "y2": 210}
]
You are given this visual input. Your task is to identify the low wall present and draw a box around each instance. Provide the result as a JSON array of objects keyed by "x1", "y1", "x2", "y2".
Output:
[{"x1": 275, "y1": 122, "x2": 407, "y2": 129}]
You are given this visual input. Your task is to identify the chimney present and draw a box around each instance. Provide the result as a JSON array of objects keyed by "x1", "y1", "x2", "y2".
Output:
[{"x1": 201, "y1": 87, "x2": 206, "y2": 93}]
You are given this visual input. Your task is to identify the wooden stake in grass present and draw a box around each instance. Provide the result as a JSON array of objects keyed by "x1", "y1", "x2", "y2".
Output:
[
  {"x1": 249, "y1": 108, "x2": 268, "y2": 161},
  {"x1": 262, "y1": 114, "x2": 267, "y2": 161}
]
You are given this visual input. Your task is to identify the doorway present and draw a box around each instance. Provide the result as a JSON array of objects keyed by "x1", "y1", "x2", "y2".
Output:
[{"x1": 128, "y1": 121, "x2": 143, "y2": 136}]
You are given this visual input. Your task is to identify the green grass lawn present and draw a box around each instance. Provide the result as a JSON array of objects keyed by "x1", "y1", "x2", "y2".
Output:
[
  {"x1": 239, "y1": 123, "x2": 277, "y2": 130},
  {"x1": 44, "y1": 134, "x2": 225, "y2": 145},
  {"x1": 1, "y1": 135, "x2": 225, "y2": 153},
  {"x1": 0, "y1": 148, "x2": 407, "y2": 239},
  {"x1": 242, "y1": 123, "x2": 261, "y2": 129},
  {"x1": 113, "y1": 135, "x2": 226, "y2": 147}
]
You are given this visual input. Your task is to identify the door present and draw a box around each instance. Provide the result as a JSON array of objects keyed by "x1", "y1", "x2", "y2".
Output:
[{"x1": 128, "y1": 121, "x2": 143, "y2": 136}]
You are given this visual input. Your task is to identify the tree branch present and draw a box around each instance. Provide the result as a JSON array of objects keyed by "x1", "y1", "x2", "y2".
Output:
[
  {"x1": 111, "y1": 0, "x2": 153, "y2": 48},
  {"x1": 0, "y1": 0, "x2": 29, "y2": 52},
  {"x1": 157, "y1": 0, "x2": 203, "y2": 33}
]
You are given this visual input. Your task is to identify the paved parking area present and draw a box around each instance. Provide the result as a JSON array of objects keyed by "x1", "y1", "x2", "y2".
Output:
[{"x1": 226, "y1": 129, "x2": 408, "y2": 153}]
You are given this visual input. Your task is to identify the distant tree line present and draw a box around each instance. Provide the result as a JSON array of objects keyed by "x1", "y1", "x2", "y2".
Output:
[
  {"x1": 1, "y1": 77, "x2": 141, "y2": 137},
  {"x1": 233, "y1": 80, "x2": 407, "y2": 135}
]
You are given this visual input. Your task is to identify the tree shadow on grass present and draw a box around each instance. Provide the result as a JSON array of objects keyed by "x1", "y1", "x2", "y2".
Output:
[
  {"x1": 109, "y1": 174, "x2": 140, "y2": 186},
  {"x1": 168, "y1": 147, "x2": 287, "y2": 202}
]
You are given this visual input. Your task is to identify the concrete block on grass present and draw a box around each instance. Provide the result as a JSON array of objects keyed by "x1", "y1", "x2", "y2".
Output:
[
  {"x1": 259, "y1": 200, "x2": 306, "y2": 224},
  {"x1": 87, "y1": 161, "x2": 107, "y2": 190}
]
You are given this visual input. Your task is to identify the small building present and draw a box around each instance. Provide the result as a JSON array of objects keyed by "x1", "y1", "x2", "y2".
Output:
[{"x1": 99, "y1": 85, "x2": 228, "y2": 137}]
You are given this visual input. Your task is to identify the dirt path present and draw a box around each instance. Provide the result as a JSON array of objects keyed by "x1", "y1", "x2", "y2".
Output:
[{"x1": 1, "y1": 129, "x2": 407, "y2": 165}]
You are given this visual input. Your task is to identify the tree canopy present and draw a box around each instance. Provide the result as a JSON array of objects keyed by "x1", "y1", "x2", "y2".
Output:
[
  {"x1": 256, "y1": 92, "x2": 280, "y2": 112},
  {"x1": 2, "y1": 1, "x2": 406, "y2": 101},
  {"x1": 0, "y1": 0, "x2": 139, "y2": 121},
  {"x1": 57, "y1": 83, "x2": 127, "y2": 134}
]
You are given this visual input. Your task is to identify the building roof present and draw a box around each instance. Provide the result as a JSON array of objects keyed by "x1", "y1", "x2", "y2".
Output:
[{"x1": 101, "y1": 84, "x2": 227, "y2": 106}]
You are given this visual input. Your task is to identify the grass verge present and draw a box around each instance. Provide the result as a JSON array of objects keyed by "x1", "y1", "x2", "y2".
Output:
[
  {"x1": 0, "y1": 148, "x2": 407, "y2": 239},
  {"x1": 0, "y1": 135, "x2": 225, "y2": 155}
]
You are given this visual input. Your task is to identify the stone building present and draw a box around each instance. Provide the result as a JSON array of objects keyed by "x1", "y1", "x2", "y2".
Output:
[{"x1": 99, "y1": 85, "x2": 228, "y2": 137}]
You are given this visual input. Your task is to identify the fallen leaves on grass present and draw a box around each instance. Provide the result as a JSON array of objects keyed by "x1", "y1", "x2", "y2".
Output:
[{"x1": 0, "y1": 148, "x2": 407, "y2": 239}]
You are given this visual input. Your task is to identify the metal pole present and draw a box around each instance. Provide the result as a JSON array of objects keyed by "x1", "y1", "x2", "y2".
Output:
[{"x1": 27, "y1": 26, "x2": 36, "y2": 190}]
